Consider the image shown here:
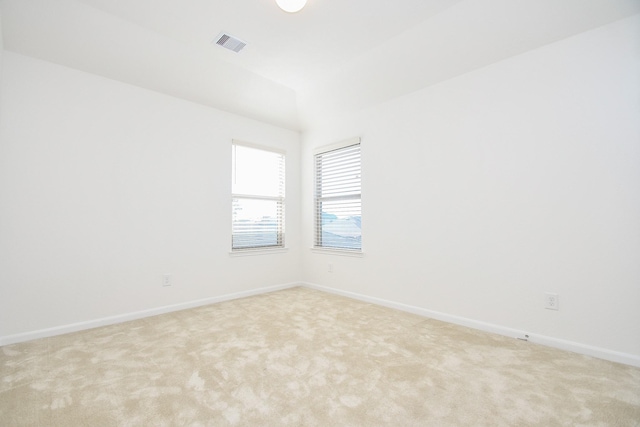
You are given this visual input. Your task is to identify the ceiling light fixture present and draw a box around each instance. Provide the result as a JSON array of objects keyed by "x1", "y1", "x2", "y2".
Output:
[{"x1": 275, "y1": 0, "x2": 307, "y2": 13}]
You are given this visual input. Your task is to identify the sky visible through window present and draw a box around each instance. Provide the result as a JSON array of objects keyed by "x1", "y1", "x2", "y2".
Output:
[{"x1": 232, "y1": 144, "x2": 285, "y2": 249}]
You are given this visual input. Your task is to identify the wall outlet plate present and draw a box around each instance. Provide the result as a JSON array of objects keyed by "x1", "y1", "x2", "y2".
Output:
[
  {"x1": 545, "y1": 293, "x2": 559, "y2": 310},
  {"x1": 163, "y1": 274, "x2": 172, "y2": 287}
]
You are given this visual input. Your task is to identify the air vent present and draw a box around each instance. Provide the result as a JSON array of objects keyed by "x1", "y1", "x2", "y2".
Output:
[{"x1": 214, "y1": 33, "x2": 247, "y2": 53}]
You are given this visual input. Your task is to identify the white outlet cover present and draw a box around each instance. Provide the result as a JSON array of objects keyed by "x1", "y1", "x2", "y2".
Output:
[
  {"x1": 163, "y1": 274, "x2": 172, "y2": 287},
  {"x1": 545, "y1": 293, "x2": 559, "y2": 310}
]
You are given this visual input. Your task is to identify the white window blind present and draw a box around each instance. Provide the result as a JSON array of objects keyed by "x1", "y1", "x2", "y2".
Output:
[
  {"x1": 232, "y1": 142, "x2": 285, "y2": 250},
  {"x1": 314, "y1": 140, "x2": 361, "y2": 250}
]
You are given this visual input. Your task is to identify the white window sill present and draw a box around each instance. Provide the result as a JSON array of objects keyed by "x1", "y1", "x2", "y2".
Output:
[
  {"x1": 230, "y1": 248, "x2": 289, "y2": 257},
  {"x1": 310, "y1": 248, "x2": 364, "y2": 257}
]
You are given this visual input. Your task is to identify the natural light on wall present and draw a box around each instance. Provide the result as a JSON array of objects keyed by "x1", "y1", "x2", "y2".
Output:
[{"x1": 275, "y1": 0, "x2": 307, "y2": 13}]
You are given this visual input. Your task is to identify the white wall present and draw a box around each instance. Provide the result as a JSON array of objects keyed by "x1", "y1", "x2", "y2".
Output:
[
  {"x1": 0, "y1": 52, "x2": 301, "y2": 339},
  {"x1": 301, "y1": 15, "x2": 640, "y2": 361},
  {"x1": 1, "y1": 5, "x2": 4, "y2": 123}
]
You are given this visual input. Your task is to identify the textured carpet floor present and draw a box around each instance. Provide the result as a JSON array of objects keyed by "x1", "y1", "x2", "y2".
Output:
[{"x1": 1, "y1": 287, "x2": 639, "y2": 426}]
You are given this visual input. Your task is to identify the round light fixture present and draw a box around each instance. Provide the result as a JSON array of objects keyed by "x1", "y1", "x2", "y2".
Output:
[{"x1": 275, "y1": 0, "x2": 307, "y2": 13}]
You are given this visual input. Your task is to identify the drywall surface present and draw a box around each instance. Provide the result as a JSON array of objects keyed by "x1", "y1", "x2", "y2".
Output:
[
  {"x1": 301, "y1": 15, "x2": 640, "y2": 359},
  {"x1": 0, "y1": 6, "x2": 3, "y2": 124},
  {"x1": 0, "y1": 52, "x2": 301, "y2": 338}
]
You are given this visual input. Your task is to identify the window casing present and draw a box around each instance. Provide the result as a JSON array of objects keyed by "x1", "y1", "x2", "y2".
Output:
[
  {"x1": 314, "y1": 139, "x2": 361, "y2": 251},
  {"x1": 232, "y1": 141, "x2": 285, "y2": 251}
]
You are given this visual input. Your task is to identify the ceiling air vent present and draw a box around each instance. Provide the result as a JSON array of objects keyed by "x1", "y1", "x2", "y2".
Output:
[{"x1": 214, "y1": 33, "x2": 247, "y2": 53}]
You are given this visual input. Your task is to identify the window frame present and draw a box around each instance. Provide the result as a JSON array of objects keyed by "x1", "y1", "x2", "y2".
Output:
[
  {"x1": 313, "y1": 137, "x2": 362, "y2": 254},
  {"x1": 231, "y1": 140, "x2": 286, "y2": 253}
]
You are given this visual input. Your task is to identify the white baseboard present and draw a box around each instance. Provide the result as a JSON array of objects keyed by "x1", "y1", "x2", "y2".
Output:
[
  {"x1": 302, "y1": 282, "x2": 640, "y2": 368},
  {"x1": 4, "y1": 281, "x2": 638, "y2": 368},
  {"x1": 0, "y1": 282, "x2": 299, "y2": 347}
]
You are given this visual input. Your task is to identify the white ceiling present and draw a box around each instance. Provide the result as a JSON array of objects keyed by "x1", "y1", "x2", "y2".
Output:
[{"x1": 1, "y1": 0, "x2": 639, "y2": 131}]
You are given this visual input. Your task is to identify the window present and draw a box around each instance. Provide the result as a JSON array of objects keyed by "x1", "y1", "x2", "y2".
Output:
[
  {"x1": 232, "y1": 141, "x2": 285, "y2": 251},
  {"x1": 314, "y1": 138, "x2": 361, "y2": 251}
]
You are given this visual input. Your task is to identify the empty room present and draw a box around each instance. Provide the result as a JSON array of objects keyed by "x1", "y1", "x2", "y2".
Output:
[{"x1": 1, "y1": 0, "x2": 639, "y2": 425}]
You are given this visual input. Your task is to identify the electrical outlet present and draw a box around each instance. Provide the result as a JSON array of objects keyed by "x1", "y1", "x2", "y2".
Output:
[
  {"x1": 163, "y1": 274, "x2": 172, "y2": 287},
  {"x1": 545, "y1": 293, "x2": 559, "y2": 310},
  {"x1": 328, "y1": 263, "x2": 333, "y2": 273}
]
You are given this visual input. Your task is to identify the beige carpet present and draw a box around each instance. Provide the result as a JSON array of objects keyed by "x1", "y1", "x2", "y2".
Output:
[{"x1": 1, "y1": 287, "x2": 639, "y2": 426}]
